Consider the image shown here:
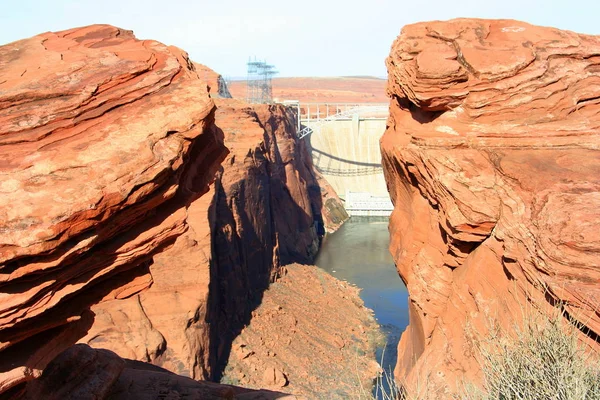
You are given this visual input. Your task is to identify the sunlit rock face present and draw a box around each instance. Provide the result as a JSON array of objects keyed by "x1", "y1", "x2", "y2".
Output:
[
  {"x1": 382, "y1": 18, "x2": 600, "y2": 394},
  {"x1": 0, "y1": 24, "x2": 228, "y2": 392},
  {"x1": 0, "y1": 24, "x2": 348, "y2": 396}
]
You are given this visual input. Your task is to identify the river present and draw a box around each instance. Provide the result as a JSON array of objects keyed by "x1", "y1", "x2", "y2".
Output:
[{"x1": 315, "y1": 218, "x2": 409, "y2": 396}]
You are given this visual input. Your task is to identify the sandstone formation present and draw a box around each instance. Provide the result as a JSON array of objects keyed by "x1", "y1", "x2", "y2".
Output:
[
  {"x1": 0, "y1": 24, "x2": 228, "y2": 393},
  {"x1": 0, "y1": 24, "x2": 349, "y2": 397},
  {"x1": 222, "y1": 264, "x2": 381, "y2": 398},
  {"x1": 19, "y1": 344, "x2": 294, "y2": 400},
  {"x1": 195, "y1": 62, "x2": 232, "y2": 98},
  {"x1": 382, "y1": 18, "x2": 600, "y2": 395},
  {"x1": 78, "y1": 98, "x2": 348, "y2": 384}
]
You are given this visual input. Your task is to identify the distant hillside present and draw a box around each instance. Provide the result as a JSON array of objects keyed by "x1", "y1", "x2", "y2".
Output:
[{"x1": 228, "y1": 76, "x2": 388, "y2": 104}]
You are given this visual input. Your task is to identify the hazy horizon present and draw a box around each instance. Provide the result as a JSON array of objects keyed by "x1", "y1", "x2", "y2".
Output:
[{"x1": 2, "y1": 0, "x2": 599, "y2": 78}]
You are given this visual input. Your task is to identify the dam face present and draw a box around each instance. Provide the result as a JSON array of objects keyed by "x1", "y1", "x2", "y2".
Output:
[{"x1": 301, "y1": 105, "x2": 393, "y2": 216}]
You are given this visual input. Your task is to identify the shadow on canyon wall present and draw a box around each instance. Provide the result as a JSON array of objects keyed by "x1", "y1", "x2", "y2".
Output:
[
  {"x1": 206, "y1": 108, "x2": 329, "y2": 381},
  {"x1": 0, "y1": 108, "x2": 330, "y2": 392}
]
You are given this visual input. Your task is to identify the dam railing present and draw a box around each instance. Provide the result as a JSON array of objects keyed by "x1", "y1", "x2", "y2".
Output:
[
  {"x1": 345, "y1": 191, "x2": 393, "y2": 217},
  {"x1": 299, "y1": 102, "x2": 388, "y2": 122},
  {"x1": 279, "y1": 100, "x2": 393, "y2": 216}
]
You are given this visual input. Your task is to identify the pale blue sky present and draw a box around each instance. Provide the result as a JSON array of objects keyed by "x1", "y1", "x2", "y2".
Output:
[{"x1": 1, "y1": 0, "x2": 597, "y2": 77}]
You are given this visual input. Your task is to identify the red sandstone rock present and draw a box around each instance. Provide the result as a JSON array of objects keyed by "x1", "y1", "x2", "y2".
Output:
[
  {"x1": 0, "y1": 24, "x2": 348, "y2": 398},
  {"x1": 0, "y1": 24, "x2": 228, "y2": 392},
  {"x1": 78, "y1": 98, "x2": 347, "y2": 384},
  {"x1": 382, "y1": 18, "x2": 600, "y2": 395},
  {"x1": 194, "y1": 62, "x2": 232, "y2": 98},
  {"x1": 21, "y1": 344, "x2": 295, "y2": 400},
  {"x1": 222, "y1": 264, "x2": 381, "y2": 398}
]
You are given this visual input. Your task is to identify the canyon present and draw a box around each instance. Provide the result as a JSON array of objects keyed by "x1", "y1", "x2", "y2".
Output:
[
  {"x1": 1, "y1": 16, "x2": 599, "y2": 400},
  {"x1": 0, "y1": 24, "x2": 378, "y2": 399}
]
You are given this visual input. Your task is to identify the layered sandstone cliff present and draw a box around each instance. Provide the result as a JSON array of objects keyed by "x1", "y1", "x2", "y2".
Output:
[
  {"x1": 0, "y1": 24, "x2": 350, "y2": 397},
  {"x1": 78, "y1": 98, "x2": 348, "y2": 383},
  {"x1": 0, "y1": 24, "x2": 228, "y2": 393},
  {"x1": 382, "y1": 19, "x2": 600, "y2": 394}
]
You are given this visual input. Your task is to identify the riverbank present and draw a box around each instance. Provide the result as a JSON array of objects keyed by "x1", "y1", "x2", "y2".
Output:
[{"x1": 315, "y1": 219, "x2": 409, "y2": 391}]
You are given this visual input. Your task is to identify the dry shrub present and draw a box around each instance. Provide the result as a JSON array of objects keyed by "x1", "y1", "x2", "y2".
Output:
[
  {"x1": 354, "y1": 343, "x2": 401, "y2": 400},
  {"x1": 358, "y1": 302, "x2": 600, "y2": 399},
  {"x1": 466, "y1": 304, "x2": 600, "y2": 400}
]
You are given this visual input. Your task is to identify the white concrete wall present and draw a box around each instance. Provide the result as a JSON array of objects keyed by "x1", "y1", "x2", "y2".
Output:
[{"x1": 306, "y1": 117, "x2": 390, "y2": 201}]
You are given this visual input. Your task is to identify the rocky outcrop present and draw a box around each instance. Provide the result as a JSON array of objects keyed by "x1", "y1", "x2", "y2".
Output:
[
  {"x1": 18, "y1": 344, "x2": 293, "y2": 400},
  {"x1": 222, "y1": 264, "x2": 381, "y2": 398},
  {"x1": 194, "y1": 63, "x2": 232, "y2": 98},
  {"x1": 382, "y1": 19, "x2": 600, "y2": 394},
  {"x1": 0, "y1": 23, "x2": 348, "y2": 398},
  {"x1": 0, "y1": 24, "x2": 228, "y2": 393},
  {"x1": 77, "y1": 97, "x2": 347, "y2": 384}
]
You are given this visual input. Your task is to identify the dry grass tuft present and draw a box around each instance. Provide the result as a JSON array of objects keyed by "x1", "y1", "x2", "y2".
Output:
[
  {"x1": 466, "y1": 304, "x2": 600, "y2": 400},
  {"x1": 356, "y1": 301, "x2": 600, "y2": 399}
]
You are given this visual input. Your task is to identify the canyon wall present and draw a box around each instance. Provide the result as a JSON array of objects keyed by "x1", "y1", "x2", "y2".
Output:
[
  {"x1": 79, "y1": 98, "x2": 348, "y2": 383},
  {"x1": 0, "y1": 24, "x2": 348, "y2": 397},
  {"x1": 0, "y1": 24, "x2": 228, "y2": 393},
  {"x1": 382, "y1": 18, "x2": 600, "y2": 394}
]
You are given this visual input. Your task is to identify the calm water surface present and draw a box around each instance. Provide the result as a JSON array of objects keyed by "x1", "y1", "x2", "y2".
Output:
[{"x1": 315, "y1": 218, "x2": 409, "y2": 394}]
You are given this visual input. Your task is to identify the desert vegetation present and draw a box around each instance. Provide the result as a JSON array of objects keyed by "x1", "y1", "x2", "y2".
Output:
[
  {"x1": 465, "y1": 303, "x2": 600, "y2": 400},
  {"x1": 394, "y1": 303, "x2": 600, "y2": 400}
]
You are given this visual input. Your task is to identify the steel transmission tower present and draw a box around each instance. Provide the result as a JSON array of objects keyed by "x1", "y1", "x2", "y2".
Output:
[{"x1": 246, "y1": 57, "x2": 277, "y2": 104}]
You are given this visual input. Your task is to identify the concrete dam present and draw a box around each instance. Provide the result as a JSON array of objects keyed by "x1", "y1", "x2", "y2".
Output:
[{"x1": 292, "y1": 102, "x2": 393, "y2": 216}]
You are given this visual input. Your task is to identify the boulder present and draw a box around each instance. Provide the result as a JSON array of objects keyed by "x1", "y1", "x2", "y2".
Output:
[{"x1": 22, "y1": 344, "x2": 294, "y2": 400}]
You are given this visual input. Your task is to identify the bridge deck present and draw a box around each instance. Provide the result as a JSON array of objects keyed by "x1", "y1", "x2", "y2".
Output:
[{"x1": 299, "y1": 102, "x2": 388, "y2": 122}]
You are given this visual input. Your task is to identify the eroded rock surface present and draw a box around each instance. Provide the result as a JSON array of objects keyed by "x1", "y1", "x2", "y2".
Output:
[
  {"x1": 20, "y1": 344, "x2": 294, "y2": 400},
  {"x1": 195, "y1": 62, "x2": 232, "y2": 98},
  {"x1": 0, "y1": 24, "x2": 228, "y2": 392},
  {"x1": 78, "y1": 98, "x2": 348, "y2": 384},
  {"x1": 222, "y1": 264, "x2": 381, "y2": 398},
  {"x1": 382, "y1": 18, "x2": 600, "y2": 394},
  {"x1": 0, "y1": 24, "x2": 349, "y2": 398}
]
